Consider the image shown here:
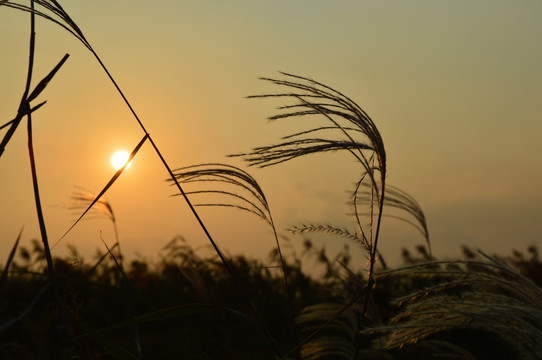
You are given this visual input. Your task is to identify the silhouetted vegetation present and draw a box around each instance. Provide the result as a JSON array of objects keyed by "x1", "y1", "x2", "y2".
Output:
[
  {"x1": 1, "y1": 239, "x2": 540, "y2": 359},
  {"x1": 2, "y1": 2, "x2": 541, "y2": 359}
]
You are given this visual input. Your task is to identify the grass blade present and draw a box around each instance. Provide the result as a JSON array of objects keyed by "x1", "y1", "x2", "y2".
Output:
[
  {"x1": 1, "y1": 51, "x2": 68, "y2": 159},
  {"x1": 0, "y1": 227, "x2": 24, "y2": 300},
  {"x1": 26, "y1": 53, "x2": 70, "y2": 102},
  {"x1": 54, "y1": 134, "x2": 149, "y2": 247},
  {"x1": 0, "y1": 101, "x2": 46, "y2": 131},
  {"x1": 28, "y1": 114, "x2": 55, "y2": 278}
]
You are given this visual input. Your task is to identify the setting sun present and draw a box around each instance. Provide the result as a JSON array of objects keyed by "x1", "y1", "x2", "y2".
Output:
[{"x1": 111, "y1": 150, "x2": 131, "y2": 170}]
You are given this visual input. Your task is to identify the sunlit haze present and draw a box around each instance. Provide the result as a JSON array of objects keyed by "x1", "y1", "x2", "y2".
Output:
[
  {"x1": 111, "y1": 151, "x2": 131, "y2": 170},
  {"x1": 1, "y1": 1, "x2": 541, "y2": 270}
]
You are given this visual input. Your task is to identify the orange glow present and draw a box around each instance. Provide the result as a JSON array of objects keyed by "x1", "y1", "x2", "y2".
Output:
[{"x1": 111, "y1": 151, "x2": 131, "y2": 170}]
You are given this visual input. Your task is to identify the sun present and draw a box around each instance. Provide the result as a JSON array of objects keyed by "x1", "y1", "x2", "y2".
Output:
[{"x1": 111, "y1": 150, "x2": 132, "y2": 170}]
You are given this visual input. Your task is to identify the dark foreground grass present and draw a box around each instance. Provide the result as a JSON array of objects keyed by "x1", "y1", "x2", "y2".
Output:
[
  {"x1": 1, "y1": 240, "x2": 540, "y2": 359},
  {"x1": 0, "y1": 237, "x2": 340, "y2": 358}
]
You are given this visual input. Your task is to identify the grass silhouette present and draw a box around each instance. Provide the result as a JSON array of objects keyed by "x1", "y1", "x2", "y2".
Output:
[{"x1": 1, "y1": 2, "x2": 541, "y2": 359}]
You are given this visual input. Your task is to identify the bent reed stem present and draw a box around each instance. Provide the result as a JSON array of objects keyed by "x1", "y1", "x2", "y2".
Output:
[{"x1": 86, "y1": 30, "x2": 283, "y2": 360}]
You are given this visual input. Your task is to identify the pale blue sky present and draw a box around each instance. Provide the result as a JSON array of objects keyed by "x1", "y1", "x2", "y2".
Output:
[{"x1": 1, "y1": 1, "x2": 541, "y2": 267}]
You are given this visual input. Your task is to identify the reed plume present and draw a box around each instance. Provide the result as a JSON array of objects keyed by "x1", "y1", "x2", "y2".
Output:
[
  {"x1": 372, "y1": 253, "x2": 542, "y2": 358},
  {"x1": 231, "y1": 72, "x2": 388, "y2": 314}
]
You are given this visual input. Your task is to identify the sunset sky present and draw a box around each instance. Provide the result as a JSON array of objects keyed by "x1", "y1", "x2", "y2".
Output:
[{"x1": 1, "y1": 1, "x2": 541, "y2": 268}]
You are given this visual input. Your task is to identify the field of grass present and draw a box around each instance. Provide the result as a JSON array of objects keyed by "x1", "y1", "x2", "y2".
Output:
[
  {"x1": 2, "y1": 236, "x2": 542, "y2": 359},
  {"x1": 1, "y1": 2, "x2": 541, "y2": 359}
]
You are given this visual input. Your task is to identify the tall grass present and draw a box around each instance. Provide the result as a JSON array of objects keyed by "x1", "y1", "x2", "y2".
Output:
[
  {"x1": 1, "y1": 2, "x2": 541, "y2": 359},
  {"x1": 68, "y1": 188, "x2": 122, "y2": 263},
  {"x1": 1, "y1": 1, "x2": 282, "y2": 357},
  {"x1": 230, "y1": 73, "x2": 422, "y2": 319},
  {"x1": 370, "y1": 252, "x2": 542, "y2": 359},
  {"x1": 169, "y1": 163, "x2": 292, "y2": 307}
]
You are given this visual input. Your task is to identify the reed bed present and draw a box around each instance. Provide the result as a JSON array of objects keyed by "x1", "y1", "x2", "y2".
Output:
[{"x1": 1, "y1": 2, "x2": 541, "y2": 359}]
